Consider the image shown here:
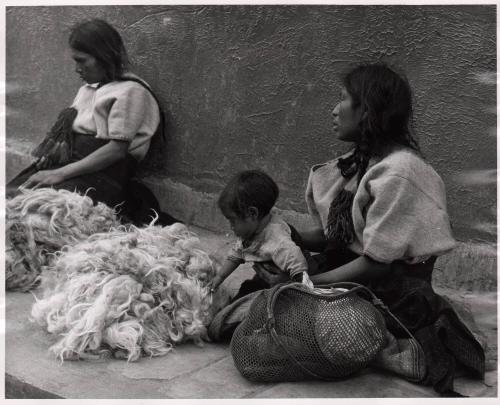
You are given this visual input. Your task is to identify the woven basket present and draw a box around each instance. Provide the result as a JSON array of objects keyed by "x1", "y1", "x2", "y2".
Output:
[{"x1": 230, "y1": 282, "x2": 388, "y2": 382}]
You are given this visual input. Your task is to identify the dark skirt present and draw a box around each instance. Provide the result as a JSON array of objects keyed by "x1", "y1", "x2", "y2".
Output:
[
  {"x1": 314, "y1": 247, "x2": 485, "y2": 396},
  {"x1": 228, "y1": 240, "x2": 485, "y2": 395},
  {"x1": 6, "y1": 133, "x2": 138, "y2": 209}
]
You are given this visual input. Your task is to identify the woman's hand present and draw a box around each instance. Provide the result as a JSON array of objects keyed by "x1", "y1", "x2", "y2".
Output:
[
  {"x1": 253, "y1": 262, "x2": 289, "y2": 286},
  {"x1": 22, "y1": 169, "x2": 66, "y2": 188}
]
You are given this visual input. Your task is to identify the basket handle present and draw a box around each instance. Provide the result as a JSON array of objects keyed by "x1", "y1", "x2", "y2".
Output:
[
  {"x1": 265, "y1": 282, "x2": 362, "y2": 326},
  {"x1": 264, "y1": 282, "x2": 365, "y2": 381},
  {"x1": 267, "y1": 281, "x2": 419, "y2": 359},
  {"x1": 265, "y1": 283, "x2": 296, "y2": 327},
  {"x1": 315, "y1": 281, "x2": 417, "y2": 340}
]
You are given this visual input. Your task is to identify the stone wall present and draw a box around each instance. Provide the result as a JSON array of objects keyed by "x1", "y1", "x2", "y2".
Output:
[{"x1": 6, "y1": 5, "x2": 496, "y2": 243}]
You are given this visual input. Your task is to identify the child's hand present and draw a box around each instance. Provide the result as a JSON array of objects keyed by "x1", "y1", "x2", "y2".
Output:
[
  {"x1": 301, "y1": 272, "x2": 314, "y2": 289},
  {"x1": 291, "y1": 272, "x2": 314, "y2": 289}
]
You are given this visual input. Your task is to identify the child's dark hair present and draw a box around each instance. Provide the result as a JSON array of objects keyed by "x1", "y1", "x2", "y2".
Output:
[
  {"x1": 69, "y1": 19, "x2": 129, "y2": 82},
  {"x1": 218, "y1": 170, "x2": 279, "y2": 219}
]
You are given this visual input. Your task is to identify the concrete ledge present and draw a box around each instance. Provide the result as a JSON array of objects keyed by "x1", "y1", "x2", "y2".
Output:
[
  {"x1": 143, "y1": 174, "x2": 497, "y2": 292},
  {"x1": 5, "y1": 375, "x2": 63, "y2": 399},
  {"x1": 5, "y1": 140, "x2": 34, "y2": 183},
  {"x1": 5, "y1": 144, "x2": 497, "y2": 292},
  {"x1": 5, "y1": 284, "x2": 497, "y2": 399},
  {"x1": 142, "y1": 174, "x2": 312, "y2": 234},
  {"x1": 434, "y1": 242, "x2": 497, "y2": 292},
  {"x1": 5, "y1": 225, "x2": 497, "y2": 398}
]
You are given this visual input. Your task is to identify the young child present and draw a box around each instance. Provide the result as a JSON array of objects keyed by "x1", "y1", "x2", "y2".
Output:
[{"x1": 211, "y1": 170, "x2": 313, "y2": 296}]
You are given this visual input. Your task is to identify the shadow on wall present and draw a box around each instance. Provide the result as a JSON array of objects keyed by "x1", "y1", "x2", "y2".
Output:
[
  {"x1": 5, "y1": 5, "x2": 497, "y2": 245},
  {"x1": 138, "y1": 109, "x2": 177, "y2": 174},
  {"x1": 446, "y1": 71, "x2": 497, "y2": 243}
]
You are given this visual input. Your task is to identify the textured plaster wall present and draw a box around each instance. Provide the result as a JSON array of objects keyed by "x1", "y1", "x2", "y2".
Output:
[{"x1": 6, "y1": 5, "x2": 496, "y2": 242}]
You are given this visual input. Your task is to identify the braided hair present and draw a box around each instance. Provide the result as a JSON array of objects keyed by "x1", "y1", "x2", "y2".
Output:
[
  {"x1": 341, "y1": 63, "x2": 420, "y2": 184},
  {"x1": 326, "y1": 63, "x2": 421, "y2": 249}
]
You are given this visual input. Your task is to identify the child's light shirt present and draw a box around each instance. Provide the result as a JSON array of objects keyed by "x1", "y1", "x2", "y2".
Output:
[
  {"x1": 227, "y1": 213, "x2": 308, "y2": 278},
  {"x1": 71, "y1": 73, "x2": 160, "y2": 161}
]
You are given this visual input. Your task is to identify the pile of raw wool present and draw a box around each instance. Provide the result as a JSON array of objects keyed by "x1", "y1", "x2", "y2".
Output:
[
  {"x1": 31, "y1": 222, "x2": 216, "y2": 362},
  {"x1": 6, "y1": 187, "x2": 120, "y2": 291}
]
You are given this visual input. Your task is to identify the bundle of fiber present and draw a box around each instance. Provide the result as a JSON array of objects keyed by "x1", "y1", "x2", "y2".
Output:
[
  {"x1": 31, "y1": 222, "x2": 216, "y2": 362},
  {"x1": 6, "y1": 187, "x2": 120, "y2": 291}
]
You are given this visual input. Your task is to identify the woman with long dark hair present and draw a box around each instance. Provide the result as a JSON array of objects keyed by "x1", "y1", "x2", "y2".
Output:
[
  {"x1": 7, "y1": 19, "x2": 162, "y2": 212},
  {"x1": 252, "y1": 63, "x2": 485, "y2": 395}
]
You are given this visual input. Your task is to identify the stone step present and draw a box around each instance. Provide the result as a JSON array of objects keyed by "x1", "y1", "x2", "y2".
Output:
[
  {"x1": 6, "y1": 142, "x2": 497, "y2": 293},
  {"x1": 5, "y1": 226, "x2": 497, "y2": 399},
  {"x1": 6, "y1": 288, "x2": 497, "y2": 399}
]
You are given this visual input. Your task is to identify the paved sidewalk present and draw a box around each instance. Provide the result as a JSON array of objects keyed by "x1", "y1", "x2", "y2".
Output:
[{"x1": 5, "y1": 226, "x2": 498, "y2": 399}]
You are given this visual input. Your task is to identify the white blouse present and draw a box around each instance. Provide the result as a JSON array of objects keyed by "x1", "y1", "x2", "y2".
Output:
[
  {"x1": 71, "y1": 73, "x2": 160, "y2": 161},
  {"x1": 306, "y1": 148, "x2": 456, "y2": 264}
]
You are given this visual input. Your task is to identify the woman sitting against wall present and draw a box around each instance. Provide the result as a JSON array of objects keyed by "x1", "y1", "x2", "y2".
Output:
[
  {"x1": 7, "y1": 19, "x2": 167, "y2": 222},
  {"x1": 225, "y1": 63, "x2": 485, "y2": 396}
]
